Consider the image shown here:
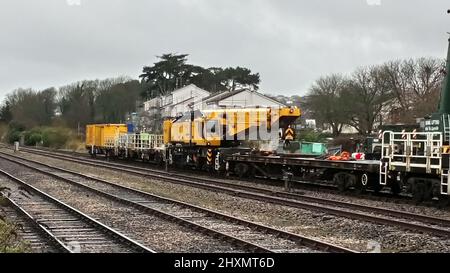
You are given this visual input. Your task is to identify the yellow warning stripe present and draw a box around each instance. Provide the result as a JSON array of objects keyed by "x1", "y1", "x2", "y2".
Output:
[
  {"x1": 285, "y1": 128, "x2": 294, "y2": 140},
  {"x1": 443, "y1": 146, "x2": 450, "y2": 154},
  {"x1": 207, "y1": 149, "x2": 213, "y2": 165}
]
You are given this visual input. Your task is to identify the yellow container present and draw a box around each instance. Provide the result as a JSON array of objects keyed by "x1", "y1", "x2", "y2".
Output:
[
  {"x1": 163, "y1": 120, "x2": 172, "y2": 144},
  {"x1": 85, "y1": 124, "x2": 127, "y2": 149}
]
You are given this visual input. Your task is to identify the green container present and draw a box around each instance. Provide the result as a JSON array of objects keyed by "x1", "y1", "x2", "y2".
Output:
[
  {"x1": 278, "y1": 141, "x2": 327, "y2": 155},
  {"x1": 300, "y1": 142, "x2": 327, "y2": 155}
]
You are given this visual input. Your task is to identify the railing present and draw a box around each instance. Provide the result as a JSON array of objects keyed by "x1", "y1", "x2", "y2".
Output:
[
  {"x1": 381, "y1": 131, "x2": 442, "y2": 173},
  {"x1": 117, "y1": 133, "x2": 164, "y2": 151},
  {"x1": 105, "y1": 137, "x2": 116, "y2": 149},
  {"x1": 443, "y1": 114, "x2": 450, "y2": 143},
  {"x1": 442, "y1": 168, "x2": 449, "y2": 195},
  {"x1": 379, "y1": 131, "x2": 445, "y2": 193}
]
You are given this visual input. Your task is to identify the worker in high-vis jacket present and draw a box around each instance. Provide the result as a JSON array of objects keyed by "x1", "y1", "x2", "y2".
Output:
[{"x1": 284, "y1": 125, "x2": 295, "y2": 148}]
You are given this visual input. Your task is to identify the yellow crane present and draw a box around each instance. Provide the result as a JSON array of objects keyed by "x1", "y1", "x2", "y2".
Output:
[
  {"x1": 162, "y1": 106, "x2": 301, "y2": 169},
  {"x1": 163, "y1": 106, "x2": 301, "y2": 147}
]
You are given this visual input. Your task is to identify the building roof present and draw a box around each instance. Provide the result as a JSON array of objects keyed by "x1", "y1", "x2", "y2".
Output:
[
  {"x1": 204, "y1": 89, "x2": 287, "y2": 107},
  {"x1": 170, "y1": 97, "x2": 194, "y2": 108},
  {"x1": 144, "y1": 84, "x2": 210, "y2": 104},
  {"x1": 203, "y1": 89, "x2": 244, "y2": 104},
  {"x1": 172, "y1": 83, "x2": 210, "y2": 96}
]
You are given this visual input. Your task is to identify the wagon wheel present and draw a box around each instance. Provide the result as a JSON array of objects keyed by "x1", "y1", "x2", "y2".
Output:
[
  {"x1": 437, "y1": 197, "x2": 450, "y2": 209},
  {"x1": 412, "y1": 182, "x2": 425, "y2": 204},
  {"x1": 154, "y1": 153, "x2": 161, "y2": 165},
  {"x1": 234, "y1": 163, "x2": 249, "y2": 178},
  {"x1": 334, "y1": 173, "x2": 347, "y2": 192},
  {"x1": 355, "y1": 173, "x2": 369, "y2": 195},
  {"x1": 390, "y1": 181, "x2": 401, "y2": 196},
  {"x1": 373, "y1": 185, "x2": 382, "y2": 194}
]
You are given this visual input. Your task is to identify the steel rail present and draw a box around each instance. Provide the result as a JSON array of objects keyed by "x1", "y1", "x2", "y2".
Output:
[
  {"x1": 9, "y1": 148, "x2": 450, "y2": 238},
  {"x1": 0, "y1": 192, "x2": 72, "y2": 252},
  {"x1": 0, "y1": 152, "x2": 356, "y2": 253},
  {"x1": 0, "y1": 168, "x2": 156, "y2": 253}
]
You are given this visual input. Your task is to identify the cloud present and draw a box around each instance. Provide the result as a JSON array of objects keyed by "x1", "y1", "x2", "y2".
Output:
[
  {"x1": 0, "y1": 0, "x2": 449, "y2": 101},
  {"x1": 66, "y1": 0, "x2": 81, "y2": 6},
  {"x1": 366, "y1": 0, "x2": 381, "y2": 6}
]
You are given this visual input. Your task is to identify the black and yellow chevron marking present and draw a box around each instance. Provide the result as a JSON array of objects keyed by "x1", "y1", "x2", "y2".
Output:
[
  {"x1": 207, "y1": 149, "x2": 213, "y2": 165},
  {"x1": 285, "y1": 128, "x2": 294, "y2": 140},
  {"x1": 443, "y1": 146, "x2": 450, "y2": 154}
]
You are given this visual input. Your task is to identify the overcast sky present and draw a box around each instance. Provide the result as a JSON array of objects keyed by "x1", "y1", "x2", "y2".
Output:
[{"x1": 0, "y1": 0, "x2": 449, "y2": 100}]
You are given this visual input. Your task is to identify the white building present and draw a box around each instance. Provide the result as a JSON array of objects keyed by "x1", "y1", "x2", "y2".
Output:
[
  {"x1": 322, "y1": 124, "x2": 359, "y2": 134},
  {"x1": 144, "y1": 85, "x2": 286, "y2": 119},
  {"x1": 203, "y1": 89, "x2": 286, "y2": 109},
  {"x1": 305, "y1": 119, "x2": 316, "y2": 129},
  {"x1": 144, "y1": 84, "x2": 210, "y2": 118}
]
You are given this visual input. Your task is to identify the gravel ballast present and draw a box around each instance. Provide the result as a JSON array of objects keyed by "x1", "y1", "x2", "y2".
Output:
[{"x1": 4, "y1": 149, "x2": 450, "y2": 252}]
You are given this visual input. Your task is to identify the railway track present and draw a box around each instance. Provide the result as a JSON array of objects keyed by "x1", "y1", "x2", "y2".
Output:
[
  {"x1": 15, "y1": 145, "x2": 417, "y2": 203},
  {"x1": 0, "y1": 196, "x2": 67, "y2": 253},
  {"x1": 8, "y1": 147, "x2": 450, "y2": 239},
  {"x1": 0, "y1": 151, "x2": 354, "y2": 253},
  {"x1": 0, "y1": 169, "x2": 155, "y2": 253}
]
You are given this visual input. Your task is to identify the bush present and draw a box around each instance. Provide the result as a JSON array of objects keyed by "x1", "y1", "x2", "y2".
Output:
[
  {"x1": 329, "y1": 136, "x2": 363, "y2": 153},
  {"x1": 7, "y1": 130, "x2": 21, "y2": 144},
  {"x1": 6, "y1": 122, "x2": 25, "y2": 144},
  {"x1": 41, "y1": 127, "x2": 72, "y2": 148},
  {"x1": 17, "y1": 126, "x2": 74, "y2": 149},
  {"x1": 8, "y1": 121, "x2": 25, "y2": 132},
  {"x1": 297, "y1": 129, "x2": 331, "y2": 143},
  {"x1": 27, "y1": 133, "x2": 43, "y2": 146},
  {"x1": 0, "y1": 198, "x2": 30, "y2": 253},
  {"x1": 65, "y1": 138, "x2": 86, "y2": 152},
  {"x1": 0, "y1": 123, "x2": 8, "y2": 142},
  {"x1": 22, "y1": 128, "x2": 43, "y2": 146},
  {"x1": 0, "y1": 221, "x2": 30, "y2": 253}
]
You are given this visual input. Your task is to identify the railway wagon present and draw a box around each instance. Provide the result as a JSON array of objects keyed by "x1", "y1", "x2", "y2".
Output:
[
  {"x1": 163, "y1": 106, "x2": 301, "y2": 169},
  {"x1": 82, "y1": 36, "x2": 450, "y2": 204},
  {"x1": 222, "y1": 151, "x2": 381, "y2": 192},
  {"x1": 115, "y1": 133, "x2": 164, "y2": 162},
  {"x1": 221, "y1": 36, "x2": 450, "y2": 203},
  {"x1": 86, "y1": 124, "x2": 127, "y2": 155}
]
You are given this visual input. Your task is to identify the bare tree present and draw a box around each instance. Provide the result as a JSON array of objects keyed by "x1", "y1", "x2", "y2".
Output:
[
  {"x1": 382, "y1": 57, "x2": 445, "y2": 122},
  {"x1": 5, "y1": 88, "x2": 57, "y2": 129},
  {"x1": 95, "y1": 80, "x2": 143, "y2": 123},
  {"x1": 305, "y1": 74, "x2": 348, "y2": 136},
  {"x1": 343, "y1": 66, "x2": 392, "y2": 135},
  {"x1": 58, "y1": 82, "x2": 96, "y2": 128}
]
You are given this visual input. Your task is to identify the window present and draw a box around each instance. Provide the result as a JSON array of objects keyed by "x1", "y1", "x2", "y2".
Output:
[
  {"x1": 205, "y1": 120, "x2": 220, "y2": 138},
  {"x1": 206, "y1": 120, "x2": 218, "y2": 133}
]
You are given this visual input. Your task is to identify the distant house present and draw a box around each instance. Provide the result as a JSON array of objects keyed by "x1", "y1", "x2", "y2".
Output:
[
  {"x1": 203, "y1": 89, "x2": 286, "y2": 109},
  {"x1": 144, "y1": 84, "x2": 210, "y2": 118},
  {"x1": 322, "y1": 124, "x2": 359, "y2": 134},
  {"x1": 54, "y1": 107, "x2": 62, "y2": 117},
  {"x1": 144, "y1": 85, "x2": 288, "y2": 120},
  {"x1": 304, "y1": 119, "x2": 317, "y2": 129}
]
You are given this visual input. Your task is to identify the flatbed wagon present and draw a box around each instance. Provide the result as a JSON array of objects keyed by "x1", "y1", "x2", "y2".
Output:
[{"x1": 223, "y1": 152, "x2": 381, "y2": 193}]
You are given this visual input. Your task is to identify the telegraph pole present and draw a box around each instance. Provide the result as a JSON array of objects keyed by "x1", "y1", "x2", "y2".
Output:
[{"x1": 439, "y1": 10, "x2": 450, "y2": 115}]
